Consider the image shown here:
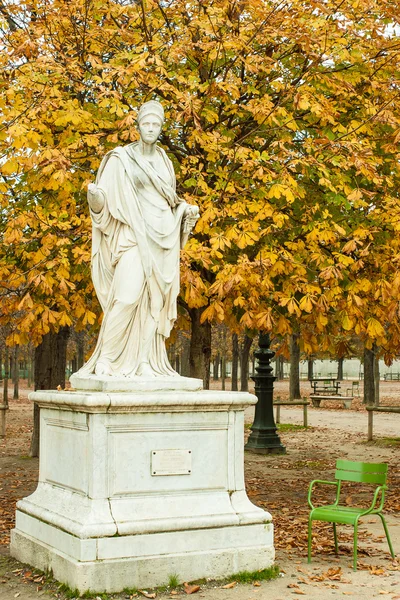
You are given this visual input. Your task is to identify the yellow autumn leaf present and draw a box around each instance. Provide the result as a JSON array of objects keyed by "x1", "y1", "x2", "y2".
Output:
[
  {"x1": 342, "y1": 313, "x2": 354, "y2": 331},
  {"x1": 1, "y1": 158, "x2": 19, "y2": 175},
  {"x1": 366, "y1": 317, "x2": 385, "y2": 338},
  {"x1": 299, "y1": 295, "x2": 314, "y2": 313}
]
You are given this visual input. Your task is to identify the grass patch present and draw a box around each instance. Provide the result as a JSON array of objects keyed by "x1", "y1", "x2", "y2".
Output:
[
  {"x1": 122, "y1": 588, "x2": 138, "y2": 596},
  {"x1": 363, "y1": 437, "x2": 400, "y2": 448},
  {"x1": 168, "y1": 573, "x2": 179, "y2": 588},
  {"x1": 226, "y1": 564, "x2": 280, "y2": 584},
  {"x1": 57, "y1": 583, "x2": 81, "y2": 598},
  {"x1": 277, "y1": 423, "x2": 306, "y2": 432},
  {"x1": 293, "y1": 459, "x2": 325, "y2": 469},
  {"x1": 0, "y1": 556, "x2": 12, "y2": 577},
  {"x1": 245, "y1": 423, "x2": 307, "y2": 432},
  {"x1": 245, "y1": 423, "x2": 306, "y2": 432},
  {"x1": 57, "y1": 584, "x2": 109, "y2": 599}
]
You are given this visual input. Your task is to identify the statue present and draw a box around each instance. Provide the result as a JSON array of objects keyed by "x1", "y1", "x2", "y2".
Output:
[{"x1": 78, "y1": 100, "x2": 199, "y2": 378}]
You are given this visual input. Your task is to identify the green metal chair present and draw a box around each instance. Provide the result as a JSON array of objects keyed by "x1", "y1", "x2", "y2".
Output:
[{"x1": 308, "y1": 459, "x2": 395, "y2": 571}]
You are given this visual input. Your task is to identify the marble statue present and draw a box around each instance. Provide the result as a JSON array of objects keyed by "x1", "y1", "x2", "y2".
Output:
[{"x1": 78, "y1": 100, "x2": 199, "y2": 378}]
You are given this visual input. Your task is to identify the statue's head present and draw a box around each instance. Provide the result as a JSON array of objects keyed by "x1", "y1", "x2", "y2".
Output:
[
  {"x1": 137, "y1": 100, "x2": 164, "y2": 144},
  {"x1": 137, "y1": 100, "x2": 165, "y2": 125}
]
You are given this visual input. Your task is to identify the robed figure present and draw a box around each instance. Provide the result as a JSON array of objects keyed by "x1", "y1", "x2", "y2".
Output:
[{"x1": 78, "y1": 101, "x2": 199, "y2": 378}]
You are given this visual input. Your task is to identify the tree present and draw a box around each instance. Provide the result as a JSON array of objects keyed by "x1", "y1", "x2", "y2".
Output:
[{"x1": 1, "y1": 0, "x2": 400, "y2": 386}]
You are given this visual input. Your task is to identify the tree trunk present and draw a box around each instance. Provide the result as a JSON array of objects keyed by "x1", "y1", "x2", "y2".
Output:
[
  {"x1": 13, "y1": 346, "x2": 19, "y2": 400},
  {"x1": 337, "y1": 357, "x2": 344, "y2": 380},
  {"x1": 213, "y1": 352, "x2": 220, "y2": 381},
  {"x1": 373, "y1": 346, "x2": 380, "y2": 406},
  {"x1": 231, "y1": 333, "x2": 239, "y2": 391},
  {"x1": 363, "y1": 345, "x2": 375, "y2": 405},
  {"x1": 181, "y1": 334, "x2": 190, "y2": 377},
  {"x1": 77, "y1": 332, "x2": 85, "y2": 369},
  {"x1": 289, "y1": 333, "x2": 301, "y2": 400},
  {"x1": 71, "y1": 356, "x2": 77, "y2": 374},
  {"x1": 3, "y1": 346, "x2": 9, "y2": 408},
  {"x1": 307, "y1": 357, "x2": 314, "y2": 381},
  {"x1": 188, "y1": 308, "x2": 211, "y2": 389},
  {"x1": 240, "y1": 335, "x2": 253, "y2": 392},
  {"x1": 175, "y1": 353, "x2": 180, "y2": 374},
  {"x1": 27, "y1": 346, "x2": 33, "y2": 388},
  {"x1": 30, "y1": 327, "x2": 70, "y2": 457},
  {"x1": 275, "y1": 354, "x2": 284, "y2": 380}
]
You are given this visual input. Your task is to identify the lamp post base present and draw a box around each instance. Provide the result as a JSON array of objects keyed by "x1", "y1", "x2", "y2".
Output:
[{"x1": 246, "y1": 428, "x2": 286, "y2": 454}]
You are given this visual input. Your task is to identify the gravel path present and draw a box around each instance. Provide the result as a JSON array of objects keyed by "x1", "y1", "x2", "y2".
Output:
[
  {"x1": 1, "y1": 381, "x2": 399, "y2": 600},
  {"x1": 245, "y1": 404, "x2": 400, "y2": 437}
]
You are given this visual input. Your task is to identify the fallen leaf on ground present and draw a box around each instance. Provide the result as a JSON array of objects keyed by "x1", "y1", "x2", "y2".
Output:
[
  {"x1": 139, "y1": 591, "x2": 156, "y2": 599},
  {"x1": 222, "y1": 582, "x2": 236, "y2": 589},
  {"x1": 184, "y1": 583, "x2": 200, "y2": 595},
  {"x1": 325, "y1": 567, "x2": 342, "y2": 581},
  {"x1": 368, "y1": 566, "x2": 386, "y2": 576},
  {"x1": 253, "y1": 581, "x2": 261, "y2": 587}
]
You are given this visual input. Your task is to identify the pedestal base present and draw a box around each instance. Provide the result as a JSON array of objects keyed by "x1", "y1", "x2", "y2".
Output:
[
  {"x1": 12, "y1": 518, "x2": 273, "y2": 593},
  {"x1": 11, "y1": 385, "x2": 274, "y2": 593}
]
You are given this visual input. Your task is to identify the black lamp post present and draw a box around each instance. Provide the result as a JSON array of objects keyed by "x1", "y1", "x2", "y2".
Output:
[{"x1": 245, "y1": 332, "x2": 286, "y2": 454}]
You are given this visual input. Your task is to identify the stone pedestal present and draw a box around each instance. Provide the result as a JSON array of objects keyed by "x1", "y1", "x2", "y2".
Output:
[{"x1": 11, "y1": 378, "x2": 274, "y2": 594}]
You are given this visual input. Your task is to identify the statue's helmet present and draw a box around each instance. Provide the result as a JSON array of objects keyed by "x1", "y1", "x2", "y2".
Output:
[{"x1": 137, "y1": 100, "x2": 164, "y2": 124}]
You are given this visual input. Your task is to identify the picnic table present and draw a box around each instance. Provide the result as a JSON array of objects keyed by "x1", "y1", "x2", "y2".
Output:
[
  {"x1": 310, "y1": 378, "x2": 341, "y2": 395},
  {"x1": 309, "y1": 378, "x2": 353, "y2": 409}
]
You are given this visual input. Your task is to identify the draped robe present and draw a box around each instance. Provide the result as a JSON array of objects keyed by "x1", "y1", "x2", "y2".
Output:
[{"x1": 78, "y1": 143, "x2": 188, "y2": 377}]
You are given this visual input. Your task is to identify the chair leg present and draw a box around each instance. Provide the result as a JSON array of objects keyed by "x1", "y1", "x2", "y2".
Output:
[
  {"x1": 353, "y1": 520, "x2": 359, "y2": 571},
  {"x1": 308, "y1": 517, "x2": 313, "y2": 563},
  {"x1": 378, "y1": 513, "x2": 395, "y2": 559},
  {"x1": 333, "y1": 522, "x2": 338, "y2": 555}
]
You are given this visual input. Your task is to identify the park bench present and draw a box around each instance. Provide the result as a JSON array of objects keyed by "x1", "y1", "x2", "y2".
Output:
[
  {"x1": 310, "y1": 394, "x2": 353, "y2": 409},
  {"x1": 274, "y1": 397, "x2": 309, "y2": 427},
  {"x1": 366, "y1": 405, "x2": 400, "y2": 441}
]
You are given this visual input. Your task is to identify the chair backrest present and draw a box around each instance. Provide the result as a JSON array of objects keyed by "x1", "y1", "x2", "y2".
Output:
[{"x1": 335, "y1": 460, "x2": 388, "y2": 485}]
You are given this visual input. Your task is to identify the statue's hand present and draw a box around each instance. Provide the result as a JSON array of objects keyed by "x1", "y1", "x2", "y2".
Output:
[
  {"x1": 87, "y1": 183, "x2": 105, "y2": 213},
  {"x1": 87, "y1": 183, "x2": 97, "y2": 195},
  {"x1": 183, "y1": 204, "x2": 200, "y2": 233}
]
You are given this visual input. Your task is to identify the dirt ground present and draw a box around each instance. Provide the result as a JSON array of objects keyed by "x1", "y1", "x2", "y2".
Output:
[{"x1": 0, "y1": 379, "x2": 399, "y2": 599}]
